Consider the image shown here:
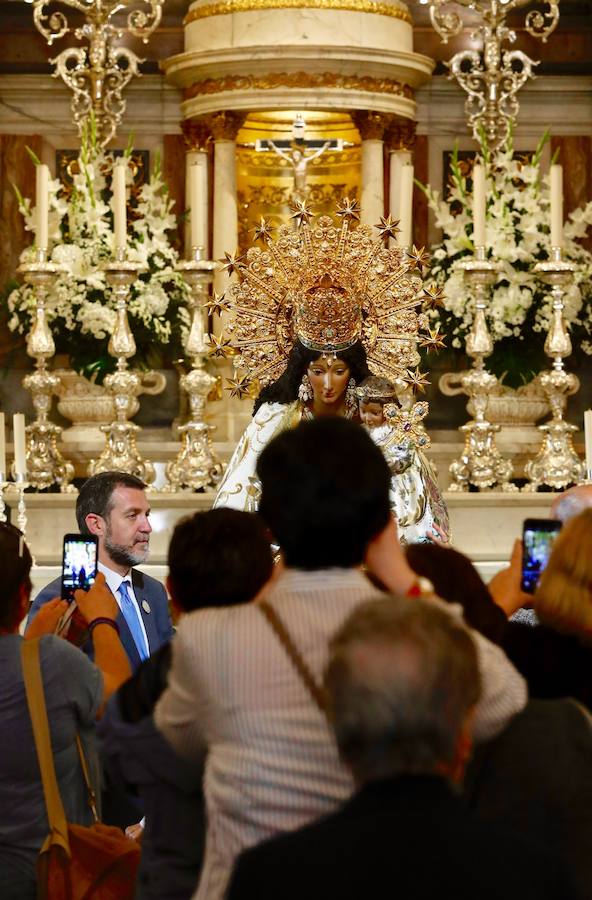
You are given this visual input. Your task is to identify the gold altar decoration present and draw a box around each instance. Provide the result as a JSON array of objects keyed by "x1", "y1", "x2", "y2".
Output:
[
  {"x1": 384, "y1": 400, "x2": 431, "y2": 451},
  {"x1": 31, "y1": 0, "x2": 163, "y2": 147},
  {"x1": 220, "y1": 199, "x2": 441, "y2": 394},
  {"x1": 164, "y1": 251, "x2": 224, "y2": 493},
  {"x1": 18, "y1": 253, "x2": 76, "y2": 493},
  {"x1": 184, "y1": 0, "x2": 411, "y2": 25},
  {"x1": 88, "y1": 256, "x2": 156, "y2": 483},
  {"x1": 427, "y1": 0, "x2": 560, "y2": 150},
  {"x1": 447, "y1": 252, "x2": 517, "y2": 492},
  {"x1": 523, "y1": 251, "x2": 584, "y2": 491},
  {"x1": 184, "y1": 73, "x2": 413, "y2": 100}
]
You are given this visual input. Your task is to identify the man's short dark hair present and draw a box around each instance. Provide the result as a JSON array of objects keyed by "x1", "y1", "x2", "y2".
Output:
[
  {"x1": 76, "y1": 471, "x2": 147, "y2": 534},
  {"x1": 325, "y1": 596, "x2": 481, "y2": 783},
  {"x1": 167, "y1": 508, "x2": 274, "y2": 612},
  {"x1": 256, "y1": 418, "x2": 391, "y2": 570}
]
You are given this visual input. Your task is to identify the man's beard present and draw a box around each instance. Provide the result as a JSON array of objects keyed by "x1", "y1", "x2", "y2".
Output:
[{"x1": 104, "y1": 533, "x2": 150, "y2": 568}]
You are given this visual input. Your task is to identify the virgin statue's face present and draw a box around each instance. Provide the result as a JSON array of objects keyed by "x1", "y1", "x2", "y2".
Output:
[{"x1": 307, "y1": 355, "x2": 351, "y2": 406}]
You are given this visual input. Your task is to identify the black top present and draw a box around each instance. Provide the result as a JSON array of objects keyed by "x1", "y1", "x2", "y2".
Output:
[
  {"x1": 227, "y1": 774, "x2": 579, "y2": 900},
  {"x1": 502, "y1": 622, "x2": 592, "y2": 711}
]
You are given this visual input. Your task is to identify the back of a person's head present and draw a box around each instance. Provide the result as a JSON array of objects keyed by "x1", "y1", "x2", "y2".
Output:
[
  {"x1": 76, "y1": 471, "x2": 147, "y2": 533},
  {"x1": 405, "y1": 543, "x2": 506, "y2": 644},
  {"x1": 325, "y1": 595, "x2": 481, "y2": 784},
  {"x1": 167, "y1": 508, "x2": 274, "y2": 612},
  {"x1": 551, "y1": 484, "x2": 592, "y2": 524},
  {"x1": 257, "y1": 417, "x2": 391, "y2": 570},
  {"x1": 0, "y1": 523, "x2": 33, "y2": 631},
  {"x1": 536, "y1": 508, "x2": 592, "y2": 640}
]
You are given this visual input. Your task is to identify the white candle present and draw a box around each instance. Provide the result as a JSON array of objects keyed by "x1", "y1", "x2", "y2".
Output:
[
  {"x1": 36, "y1": 163, "x2": 49, "y2": 251},
  {"x1": 397, "y1": 163, "x2": 414, "y2": 249},
  {"x1": 472, "y1": 163, "x2": 486, "y2": 249},
  {"x1": 584, "y1": 409, "x2": 592, "y2": 476},
  {"x1": 550, "y1": 163, "x2": 563, "y2": 249},
  {"x1": 13, "y1": 413, "x2": 26, "y2": 478},
  {"x1": 0, "y1": 413, "x2": 5, "y2": 476},
  {"x1": 190, "y1": 162, "x2": 202, "y2": 250},
  {"x1": 113, "y1": 158, "x2": 127, "y2": 252}
]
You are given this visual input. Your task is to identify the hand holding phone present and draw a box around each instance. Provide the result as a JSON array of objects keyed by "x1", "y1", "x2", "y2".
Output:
[{"x1": 521, "y1": 518, "x2": 562, "y2": 594}]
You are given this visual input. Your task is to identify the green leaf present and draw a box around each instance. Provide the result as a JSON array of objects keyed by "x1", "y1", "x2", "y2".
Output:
[{"x1": 25, "y1": 146, "x2": 42, "y2": 167}]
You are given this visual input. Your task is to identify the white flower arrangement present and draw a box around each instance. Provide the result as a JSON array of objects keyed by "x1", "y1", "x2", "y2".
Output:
[
  {"x1": 6, "y1": 122, "x2": 190, "y2": 380},
  {"x1": 420, "y1": 131, "x2": 592, "y2": 385}
]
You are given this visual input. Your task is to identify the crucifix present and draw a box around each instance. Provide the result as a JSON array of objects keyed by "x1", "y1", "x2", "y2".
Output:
[{"x1": 256, "y1": 114, "x2": 346, "y2": 198}]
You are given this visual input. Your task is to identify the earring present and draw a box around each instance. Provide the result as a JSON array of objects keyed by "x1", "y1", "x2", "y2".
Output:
[
  {"x1": 298, "y1": 373, "x2": 313, "y2": 403},
  {"x1": 345, "y1": 378, "x2": 357, "y2": 419}
]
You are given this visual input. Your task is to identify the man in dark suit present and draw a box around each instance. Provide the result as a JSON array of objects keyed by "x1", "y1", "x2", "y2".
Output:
[
  {"x1": 28, "y1": 471, "x2": 173, "y2": 671},
  {"x1": 227, "y1": 596, "x2": 579, "y2": 900}
]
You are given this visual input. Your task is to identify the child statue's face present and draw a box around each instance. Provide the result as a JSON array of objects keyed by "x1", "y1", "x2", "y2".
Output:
[{"x1": 359, "y1": 400, "x2": 385, "y2": 428}]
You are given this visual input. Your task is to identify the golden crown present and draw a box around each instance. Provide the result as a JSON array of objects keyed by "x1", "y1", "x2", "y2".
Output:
[{"x1": 220, "y1": 199, "x2": 444, "y2": 396}]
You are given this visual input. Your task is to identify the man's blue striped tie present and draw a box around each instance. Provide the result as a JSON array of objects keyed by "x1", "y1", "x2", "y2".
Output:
[{"x1": 119, "y1": 580, "x2": 148, "y2": 661}]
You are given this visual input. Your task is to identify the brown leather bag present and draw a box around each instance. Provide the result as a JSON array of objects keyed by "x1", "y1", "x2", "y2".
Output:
[{"x1": 21, "y1": 638, "x2": 141, "y2": 900}]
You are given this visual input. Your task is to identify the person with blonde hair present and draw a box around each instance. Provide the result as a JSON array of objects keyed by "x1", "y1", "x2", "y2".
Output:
[{"x1": 491, "y1": 508, "x2": 592, "y2": 711}]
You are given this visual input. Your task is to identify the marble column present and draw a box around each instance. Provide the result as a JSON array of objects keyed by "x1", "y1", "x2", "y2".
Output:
[
  {"x1": 386, "y1": 119, "x2": 417, "y2": 247},
  {"x1": 181, "y1": 119, "x2": 211, "y2": 258},
  {"x1": 203, "y1": 112, "x2": 246, "y2": 299},
  {"x1": 351, "y1": 112, "x2": 389, "y2": 228}
]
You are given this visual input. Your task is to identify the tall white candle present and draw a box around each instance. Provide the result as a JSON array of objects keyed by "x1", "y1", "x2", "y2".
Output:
[
  {"x1": 472, "y1": 163, "x2": 486, "y2": 249},
  {"x1": 12, "y1": 413, "x2": 26, "y2": 478},
  {"x1": 190, "y1": 162, "x2": 202, "y2": 250},
  {"x1": 550, "y1": 163, "x2": 563, "y2": 249},
  {"x1": 397, "y1": 163, "x2": 414, "y2": 249},
  {"x1": 584, "y1": 409, "x2": 592, "y2": 476},
  {"x1": 113, "y1": 158, "x2": 127, "y2": 252},
  {"x1": 36, "y1": 163, "x2": 49, "y2": 251},
  {"x1": 0, "y1": 413, "x2": 5, "y2": 476}
]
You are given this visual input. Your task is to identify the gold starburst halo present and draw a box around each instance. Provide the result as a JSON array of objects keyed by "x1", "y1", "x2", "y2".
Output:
[
  {"x1": 375, "y1": 215, "x2": 401, "y2": 242},
  {"x1": 336, "y1": 197, "x2": 361, "y2": 221},
  {"x1": 222, "y1": 200, "x2": 434, "y2": 401},
  {"x1": 218, "y1": 251, "x2": 245, "y2": 277},
  {"x1": 206, "y1": 292, "x2": 229, "y2": 317},
  {"x1": 420, "y1": 327, "x2": 447, "y2": 352},
  {"x1": 422, "y1": 284, "x2": 445, "y2": 310},
  {"x1": 207, "y1": 334, "x2": 235, "y2": 358},
  {"x1": 253, "y1": 218, "x2": 275, "y2": 243},
  {"x1": 289, "y1": 199, "x2": 314, "y2": 227},
  {"x1": 407, "y1": 245, "x2": 430, "y2": 272},
  {"x1": 405, "y1": 368, "x2": 431, "y2": 394},
  {"x1": 226, "y1": 373, "x2": 257, "y2": 399}
]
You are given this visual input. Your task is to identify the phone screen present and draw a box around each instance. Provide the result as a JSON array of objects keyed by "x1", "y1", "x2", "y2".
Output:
[
  {"x1": 521, "y1": 518, "x2": 562, "y2": 594},
  {"x1": 61, "y1": 534, "x2": 98, "y2": 603}
]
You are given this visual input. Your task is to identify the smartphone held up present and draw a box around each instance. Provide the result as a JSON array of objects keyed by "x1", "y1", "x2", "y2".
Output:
[
  {"x1": 61, "y1": 533, "x2": 99, "y2": 603},
  {"x1": 521, "y1": 518, "x2": 562, "y2": 594}
]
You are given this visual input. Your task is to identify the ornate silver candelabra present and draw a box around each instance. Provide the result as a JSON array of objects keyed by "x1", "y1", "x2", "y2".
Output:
[
  {"x1": 18, "y1": 251, "x2": 76, "y2": 492},
  {"x1": 427, "y1": 0, "x2": 560, "y2": 150},
  {"x1": 164, "y1": 249, "x2": 223, "y2": 492},
  {"x1": 31, "y1": 0, "x2": 163, "y2": 148},
  {"x1": 88, "y1": 254, "x2": 155, "y2": 483},
  {"x1": 523, "y1": 249, "x2": 584, "y2": 491},
  {"x1": 447, "y1": 251, "x2": 517, "y2": 492}
]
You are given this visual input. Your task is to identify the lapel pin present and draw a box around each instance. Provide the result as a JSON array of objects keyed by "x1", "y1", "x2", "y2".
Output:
[{"x1": 142, "y1": 600, "x2": 151, "y2": 614}]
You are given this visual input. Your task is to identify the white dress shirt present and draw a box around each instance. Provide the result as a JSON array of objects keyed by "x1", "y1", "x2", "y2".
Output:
[{"x1": 98, "y1": 561, "x2": 149, "y2": 657}]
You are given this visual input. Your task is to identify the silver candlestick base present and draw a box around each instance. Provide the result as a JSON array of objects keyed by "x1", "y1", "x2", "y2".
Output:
[
  {"x1": 89, "y1": 255, "x2": 155, "y2": 484},
  {"x1": 523, "y1": 249, "x2": 583, "y2": 491},
  {"x1": 18, "y1": 251, "x2": 75, "y2": 492},
  {"x1": 447, "y1": 250, "x2": 516, "y2": 492},
  {"x1": 164, "y1": 249, "x2": 224, "y2": 492}
]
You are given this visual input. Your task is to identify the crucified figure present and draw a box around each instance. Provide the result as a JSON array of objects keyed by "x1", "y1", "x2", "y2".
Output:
[{"x1": 268, "y1": 140, "x2": 332, "y2": 196}]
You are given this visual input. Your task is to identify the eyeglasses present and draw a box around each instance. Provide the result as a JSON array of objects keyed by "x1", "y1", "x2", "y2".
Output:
[{"x1": 0, "y1": 521, "x2": 25, "y2": 558}]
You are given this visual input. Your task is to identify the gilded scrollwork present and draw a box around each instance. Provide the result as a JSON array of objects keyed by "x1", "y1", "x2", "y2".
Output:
[
  {"x1": 184, "y1": 73, "x2": 412, "y2": 101},
  {"x1": 184, "y1": 0, "x2": 411, "y2": 25}
]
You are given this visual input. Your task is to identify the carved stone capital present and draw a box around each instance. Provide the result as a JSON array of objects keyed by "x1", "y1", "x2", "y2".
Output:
[
  {"x1": 386, "y1": 117, "x2": 417, "y2": 151},
  {"x1": 182, "y1": 117, "x2": 213, "y2": 152},
  {"x1": 351, "y1": 110, "x2": 391, "y2": 142},
  {"x1": 202, "y1": 111, "x2": 247, "y2": 141}
]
